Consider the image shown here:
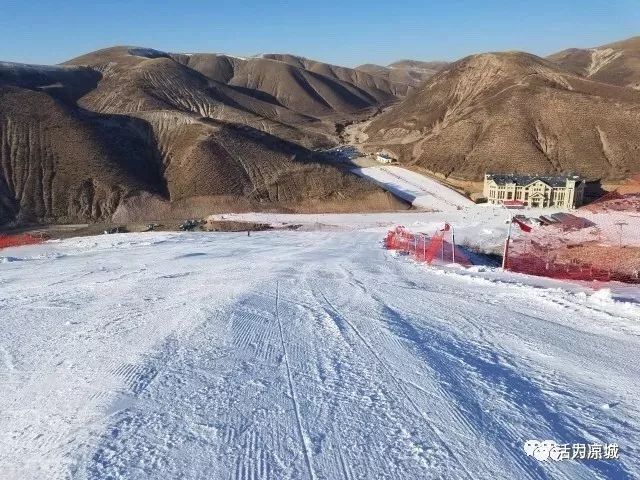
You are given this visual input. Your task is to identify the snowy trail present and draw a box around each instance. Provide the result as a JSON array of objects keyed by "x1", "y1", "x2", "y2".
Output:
[
  {"x1": 1, "y1": 232, "x2": 639, "y2": 479},
  {"x1": 350, "y1": 166, "x2": 473, "y2": 210}
]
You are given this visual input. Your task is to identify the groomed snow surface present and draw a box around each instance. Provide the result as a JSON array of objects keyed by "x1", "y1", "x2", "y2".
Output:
[
  {"x1": 1, "y1": 230, "x2": 639, "y2": 479},
  {"x1": 351, "y1": 166, "x2": 473, "y2": 211}
]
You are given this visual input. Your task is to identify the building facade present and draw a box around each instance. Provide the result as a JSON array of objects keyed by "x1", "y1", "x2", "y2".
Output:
[
  {"x1": 375, "y1": 152, "x2": 397, "y2": 164},
  {"x1": 483, "y1": 174, "x2": 585, "y2": 208}
]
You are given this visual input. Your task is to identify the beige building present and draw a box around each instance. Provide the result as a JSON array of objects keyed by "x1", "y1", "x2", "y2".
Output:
[
  {"x1": 483, "y1": 174, "x2": 585, "y2": 208},
  {"x1": 375, "y1": 152, "x2": 397, "y2": 164}
]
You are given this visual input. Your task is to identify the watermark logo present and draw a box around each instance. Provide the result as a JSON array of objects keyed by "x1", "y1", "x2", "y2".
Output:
[{"x1": 524, "y1": 440, "x2": 619, "y2": 462}]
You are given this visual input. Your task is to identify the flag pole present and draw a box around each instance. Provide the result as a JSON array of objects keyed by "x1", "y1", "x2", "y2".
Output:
[{"x1": 502, "y1": 213, "x2": 512, "y2": 270}]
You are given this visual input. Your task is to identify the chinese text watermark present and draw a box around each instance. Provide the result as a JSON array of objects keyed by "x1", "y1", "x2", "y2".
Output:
[{"x1": 523, "y1": 440, "x2": 619, "y2": 462}]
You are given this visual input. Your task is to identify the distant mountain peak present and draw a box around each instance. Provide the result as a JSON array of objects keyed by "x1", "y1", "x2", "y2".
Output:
[
  {"x1": 362, "y1": 48, "x2": 640, "y2": 183},
  {"x1": 548, "y1": 35, "x2": 640, "y2": 89},
  {"x1": 356, "y1": 59, "x2": 448, "y2": 86}
]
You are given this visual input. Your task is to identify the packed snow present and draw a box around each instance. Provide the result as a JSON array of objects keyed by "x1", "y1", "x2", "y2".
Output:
[
  {"x1": 350, "y1": 166, "x2": 473, "y2": 211},
  {"x1": 546, "y1": 210, "x2": 640, "y2": 247},
  {"x1": 1, "y1": 224, "x2": 639, "y2": 479},
  {"x1": 209, "y1": 205, "x2": 557, "y2": 253}
]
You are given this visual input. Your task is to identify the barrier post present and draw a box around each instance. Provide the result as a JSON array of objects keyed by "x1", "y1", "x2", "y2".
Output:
[
  {"x1": 451, "y1": 225, "x2": 456, "y2": 264},
  {"x1": 502, "y1": 216, "x2": 512, "y2": 270}
]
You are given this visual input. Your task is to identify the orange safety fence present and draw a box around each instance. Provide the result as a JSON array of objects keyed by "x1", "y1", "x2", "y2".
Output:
[
  {"x1": 383, "y1": 226, "x2": 473, "y2": 266},
  {"x1": 385, "y1": 226, "x2": 640, "y2": 284},
  {"x1": 506, "y1": 239, "x2": 640, "y2": 284},
  {"x1": 0, "y1": 233, "x2": 47, "y2": 250}
]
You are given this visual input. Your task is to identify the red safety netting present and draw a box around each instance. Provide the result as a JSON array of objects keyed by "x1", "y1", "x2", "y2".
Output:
[
  {"x1": 383, "y1": 225, "x2": 473, "y2": 266},
  {"x1": 506, "y1": 239, "x2": 640, "y2": 284},
  {"x1": 0, "y1": 233, "x2": 46, "y2": 250},
  {"x1": 386, "y1": 226, "x2": 640, "y2": 284}
]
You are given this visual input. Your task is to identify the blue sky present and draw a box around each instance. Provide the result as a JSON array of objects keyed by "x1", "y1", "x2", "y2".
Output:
[{"x1": 1, "y1": 0, "x2": 638, "y2": 66}]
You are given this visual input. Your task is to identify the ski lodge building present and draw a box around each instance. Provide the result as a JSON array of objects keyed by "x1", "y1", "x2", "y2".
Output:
[
  {"x1": 375, "y1": 152, "x2": 397, "y2": 164},
  {"x1": 483, "y1": 174, "x2": 585, "y2": 208}
]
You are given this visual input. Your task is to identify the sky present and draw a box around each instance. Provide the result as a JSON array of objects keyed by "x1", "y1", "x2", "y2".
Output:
[{"x1": 0, "y1": 0, "x2": 638, "y2": 67}]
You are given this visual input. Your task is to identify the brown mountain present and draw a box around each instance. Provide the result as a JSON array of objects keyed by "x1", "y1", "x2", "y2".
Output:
[
  {"x1": 356, "y1": 60, "x2": 448, "y2": 87},
  {"x1": 0, "y1": 47, "x2": 408, "y2": 225},
  {"x1": 362, "y1": 51, "x2": 640, "y2": 184},
  {"x1": 548, "y1": 36, "x2": 640, "y2": 90},
  {"x1": 66, "y1": 48, "x2": 406, "y2": 122}
]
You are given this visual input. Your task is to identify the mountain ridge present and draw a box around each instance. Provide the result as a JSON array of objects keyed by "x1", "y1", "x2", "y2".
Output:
[
  {"x1": 356, "y1": 60, "x2": 448, "y2": 86},
  {"x1": 1, "y1": 46, "x2": 409, "y2": 225},
  {"x1": 2, "y1": 36, "x2": 640, "y2": 225},
  {"x1": 361, "y1": 49, "x2": 640, "y2": 184},
  {"x1": 548, "y1": 36, "x2": 640, "y2": 89}
]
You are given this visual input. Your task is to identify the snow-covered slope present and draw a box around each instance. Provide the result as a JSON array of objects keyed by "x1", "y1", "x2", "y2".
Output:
[
  {"x1": 1, "y1": 232, "x2": 639, "y2": 479},
  {"x1": 351, "y1": 166, "x2": 473, "y2": 210}
]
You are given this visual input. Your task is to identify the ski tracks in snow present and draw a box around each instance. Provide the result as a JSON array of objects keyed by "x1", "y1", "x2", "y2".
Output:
[
  {"x1": 315, "y1": 287, "x2": 476, "y2": 479},
  {"x1": 274, "y1": 282, "x2": 317, "y2": 480},
  {"x1": 339, "y1": 254, "x2": 639, "y2": 479},
  {"x1": 2, "y1": 231, "x2": 639, "y2": 479}
]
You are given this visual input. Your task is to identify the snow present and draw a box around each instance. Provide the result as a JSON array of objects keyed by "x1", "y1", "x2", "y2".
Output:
[
  {"x1": 1, "y1": 228, "x2": 639, "y2": 479},
  {"x1": 560, "y1": 211, "x2": 640, "y2": 247},
  {"x1": 127, "y1": 48, "x2": 170, "y2": 59},
  {"x1": 351, "y1": 166, "x2": 473, "y2": 210},
  {"x1": 587, "y1": 48, "x2": 623, "y2": 77},
  {"x1": 208, "y1": 205, "x2": 563, "y2": 253}
]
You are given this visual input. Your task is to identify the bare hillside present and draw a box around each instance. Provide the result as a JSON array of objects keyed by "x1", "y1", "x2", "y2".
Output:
[
  {"x1": 66, "y1": 48, "x2": 406, "y2": 121},
  {"x1": 0, "y1": 84, "x2": 164, "y2": 224},
  {"x1": 548, "y1": 36, "x2": 640, "y2": 90},
  {"x1": 0, "y1": 47, "x2": 409, "y2": 225},
  {"x1": 362, "y1": 51, "x2": 640, "y2": 183},
  {"x1": 356, "y1": 60, "x2": 448, "y2": 87},
  {"x1": 5, "y1": 40, "x2": 640, "y2": 225}
]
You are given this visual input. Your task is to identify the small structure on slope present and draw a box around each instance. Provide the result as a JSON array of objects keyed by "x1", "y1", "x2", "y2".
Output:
[{"x1": 375, "y1": 152, "x2": 397, "y2": 164}]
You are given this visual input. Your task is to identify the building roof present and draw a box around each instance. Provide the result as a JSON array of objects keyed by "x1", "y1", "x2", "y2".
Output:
[{"x1": 486, "y1": 174, "x2": 582, "y2": 187}]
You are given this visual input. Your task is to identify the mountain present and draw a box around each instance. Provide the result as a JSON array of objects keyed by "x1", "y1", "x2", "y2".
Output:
[
  {"x1": 362, "y1": 51, "x2": 640, "y2": 184},
  {"x1": 356, "y1": 60, "x2": 448, "y2": 86},
  {"x1": 548, "y1": 36, "x2": 640, "y2": 90},
  {"x1": 0, "y1": 47, "x2": 408, "y2": 225},
  {"x1": 4, "y1": 39, "x2": 640, "y2": 225},
  {"x1": 66, "y1": 48, "x2": 407, "y2": 122}
]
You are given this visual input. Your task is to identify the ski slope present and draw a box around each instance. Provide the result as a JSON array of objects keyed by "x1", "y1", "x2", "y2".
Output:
[
  {"x1": 351, "y1": 166, "x2": 473, "y2": 210},
  {"x1": 1, "y1": 231, "x2": 639, "y2": 479}
]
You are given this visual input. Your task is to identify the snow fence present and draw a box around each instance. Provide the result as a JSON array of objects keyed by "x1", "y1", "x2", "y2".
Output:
[
  {"x1": 506, "y1": 239, "x2": 640, "y2": 284},
  {"x1": 0, "y1": 233, "x2": 46, "y2": 249},
  {"x1": 383, "y1": 226, "x2": 473, "y2": 266}
]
